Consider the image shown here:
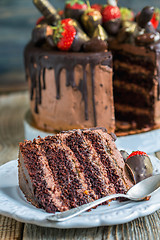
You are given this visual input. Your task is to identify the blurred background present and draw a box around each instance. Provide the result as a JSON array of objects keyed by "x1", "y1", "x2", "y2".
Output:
[{"x1": 0, "y1": 0, "x2": 160, "y2": 92}]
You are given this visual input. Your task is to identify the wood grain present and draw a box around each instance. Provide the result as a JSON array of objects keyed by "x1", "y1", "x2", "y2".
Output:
[
  {"x1": 0, "y1": 215, "x2": 24, "y2": 240},
  {"x1": 22, "y1": 211, "x2": 160, "y2": 240}
]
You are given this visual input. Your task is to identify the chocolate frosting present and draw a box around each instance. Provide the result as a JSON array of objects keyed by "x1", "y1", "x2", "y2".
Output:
[
  {"x1": 24, "y1": 42, "x2": 112, "y2": 127},
  {"x1": 125, "y1": 154, "x2": 153, "y2": 184}
]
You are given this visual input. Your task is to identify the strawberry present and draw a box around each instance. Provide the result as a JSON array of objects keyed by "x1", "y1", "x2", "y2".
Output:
[
  {"x1": 32, "y1": 24, "x2": 54, "y2": 47},
  {"x1": 101, "y1": 1, "x2": 121, "y2": 35},
  {"x1": 120, "y1": 7, "x2": 134, "y2": 21},
  {"x1": 125, "y1": 150, "x2": 153, "y2": 184},
  {"x1": 58, "y1": 9, "x2": 64, "y2": 17},
  {"x1": 64, "y1": 0, "x2": 87, "y2": 21},
  {"x1": 36, "y1": 16, "x2": 46, "y2": 25},
  {"x1": 53, "y1": 18, "x2": 76, "y2": 51},
  {"x1": 126, "y1": 151, "x2": 148, "y2": 160},
  {"x1": 102, "y1": 5, "x2": 121, "y2": 22},
  {"x1": 81, "y1": 5, "x2": 102, "y2": 37},
  {"x1": 150, "y1": 8, "x2": 160, "y2": 29},
  {"x1": 65, "y1": 0, "x2": 87, "y2": 10},
  {"x1": 91, "y1": 4, "x2": 102, "y2": 13},
  {"x1": 53, "y1": 18, "x2": 89, "y2": 51}
]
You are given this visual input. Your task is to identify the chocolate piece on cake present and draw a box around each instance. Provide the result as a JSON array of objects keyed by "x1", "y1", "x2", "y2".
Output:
[
  {"x1": 125, "y1": 151, "x2": 153, "y2": 184},
  {"x1": 18, "y1": 127, "x2": 133, "y2": 213}
]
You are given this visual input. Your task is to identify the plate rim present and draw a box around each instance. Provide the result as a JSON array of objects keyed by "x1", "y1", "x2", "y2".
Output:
[{"x1": 0, "y1": 158, "x2": 160, "y2": 229}]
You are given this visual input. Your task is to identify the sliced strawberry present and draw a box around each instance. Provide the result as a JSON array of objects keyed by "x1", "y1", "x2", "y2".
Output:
[
  {"x1": 91, "y1": 4, "x2": 102, "y2": 13},
  {"x1": 54, "y1": 18, "x2": 76, "y2": 51},
  {"x1": 102, "y1": 5, "x2": 121, "y2": 22},
  {"x1": 36, "y1": 16, "x2": 45, "y2": 25},
  {"x1": 126, "y1": 151, "x2": 148, "y2": 160}
]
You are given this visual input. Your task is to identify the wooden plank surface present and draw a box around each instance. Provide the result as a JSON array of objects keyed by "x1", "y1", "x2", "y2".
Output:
[
  {"x1": 1, "y1": 91, "x2": 160, "y2": 239},
  {"x1": 22, "y1": 214, "x2": 160, "y2": 240},
  {"x1": 0, "y1": 216, "x2": 24, "y2": 240}
]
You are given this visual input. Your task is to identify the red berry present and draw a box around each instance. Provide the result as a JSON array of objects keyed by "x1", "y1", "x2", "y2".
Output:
[
  {"x1": 126, "y1": 151, "x2": 148, "y2": 160},
  {"x1": 58, "y1": 9, "x2": 64, "y2": 17},
  {"x1": 36, "y1": 16, "x2": 45, "y2": 25},
  {"x1": 91, "y1": 4, "x2": 102, "y2": 13},
  {"x1": 120, "y1": 7, "x2": 134, "y2": 21},
  {"x1": 55, "y1": 19, "x2": 76, "y2": 51},
  {"x1": 150, "y1": 12, "x2": 159, "y2": 29},
  {"x1": 65, "y1": 2, "x2": 87, "y2": 10},
  {"x1": 102, "y1": 5, "x2": 121, "y2": 22}
]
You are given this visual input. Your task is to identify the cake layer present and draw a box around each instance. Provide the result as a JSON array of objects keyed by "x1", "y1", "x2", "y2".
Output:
[
  {"x1": 114, "y1": 68, "x2": 154, "y2": 91},
  {"x1": 24, "y1": 42, "x2": 115, "y2": 133},
  {"x1": 115, "y1": 103, "x2": 154, "y2": 129},
  {"x1": 109, "y1": 40, "x2": 160, "y2": 131},
  {"x1": 18, "y1": 127, "x2": 133, "y2": 213},
  {"x1": 114, "y1": 80, "x2": 154, "y2": 109}
]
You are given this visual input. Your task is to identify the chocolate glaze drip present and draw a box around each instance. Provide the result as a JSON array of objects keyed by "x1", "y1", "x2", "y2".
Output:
[{"x1": 24, "y1": 42, "x2": 112, "y2": 126}]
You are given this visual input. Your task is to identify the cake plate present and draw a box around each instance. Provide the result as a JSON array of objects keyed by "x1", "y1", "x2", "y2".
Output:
[
  {"x1": 24, "y1": 110, "x2": 160, "y2": 154},
  {"x1": 0, "y1": 156, "x2": 160, "y2": 228}
]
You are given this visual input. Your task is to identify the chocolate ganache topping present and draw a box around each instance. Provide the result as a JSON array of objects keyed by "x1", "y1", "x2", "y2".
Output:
[{"x1": 24, "y1": 42, "x2": 112, "y2": 127}]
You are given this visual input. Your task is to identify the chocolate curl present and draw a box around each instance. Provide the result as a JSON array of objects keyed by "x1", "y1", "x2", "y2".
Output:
[{"x1": 33, "y1": 0, "x2": 60, "y2": 25}]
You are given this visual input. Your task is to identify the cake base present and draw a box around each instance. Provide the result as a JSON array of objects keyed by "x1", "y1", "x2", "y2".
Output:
[{"x1": 24, "y1": 110, "x2": 160, "y2": 154}]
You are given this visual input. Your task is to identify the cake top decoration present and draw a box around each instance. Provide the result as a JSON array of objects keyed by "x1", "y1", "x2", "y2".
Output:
[{"x1": 31, "y1": 0, "x2": 160, "y2": 51}]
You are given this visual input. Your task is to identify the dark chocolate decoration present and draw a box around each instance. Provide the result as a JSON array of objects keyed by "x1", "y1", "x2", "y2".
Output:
[
  {"x1": 110, "y1": 132, "x2": 117, "y2": 141},
  {"x1": 71, "y1": 25, "x2": 90, "y2": 52},
  {"x1": 92, "y1": 24, "x2": 108, "y2": 41},
  {"x1": 137, "y1": 6, "x2": 154, "y2": 28},
  {"x1": 33, "y1": 0, "x2": 60, "y2": 25},
  {"x1": 103, "y1": 18, "x2": 121, "y2": 36},
  {"x1": 46, "y1": 35, "x2": 56, "y2": 48},
  {"x1": 120, "y1": 150, "x2": 129, "y2": 162},
  {"x1": 64, "y1": 7, "x2": 86, "y2": 22},
  {"x1": 24, "y1": 42, "x2": 112, "y2": 126},
  {"x1": 125, "y1": 154, "x2": 153, "y2": 184},
  {"x1": 81, "y1": 10, "x2": 102, "y2": 37},
  {"x1": 83, "y1": 37, "x2": 107, "y2": 52},
  {"x1": 135, "y1": 33, "x2": 156, "y2": 46},
  {"x1": 116, "y1": 21, "x2": 137, "y2": 44},
  {"x1": 32, "y1": 24, "x2": 48, "y2": 46}
]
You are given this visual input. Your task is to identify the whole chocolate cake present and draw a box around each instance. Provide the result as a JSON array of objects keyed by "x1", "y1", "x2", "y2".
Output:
[
  {"x1": 25, "y1": 43, "x2": 114, "y2": 132},
  {"x1": 18, "y1": 127, "x2": 133, "y2": 213},
  {"x1": 24, "y1": 0, "x2": 160, "y2": 135}
]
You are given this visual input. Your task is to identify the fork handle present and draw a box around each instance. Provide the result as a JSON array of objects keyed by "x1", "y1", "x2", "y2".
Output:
[{"x1": 47, "y1": 193, "x2": 127, "y2": 222}]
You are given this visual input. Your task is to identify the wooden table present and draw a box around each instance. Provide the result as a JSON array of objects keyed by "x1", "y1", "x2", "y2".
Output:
[{"x1": 1, "y1": 91, "x2": 160, "y2": 240}]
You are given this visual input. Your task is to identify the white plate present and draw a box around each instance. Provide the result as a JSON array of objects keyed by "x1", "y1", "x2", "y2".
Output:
[{"x1": 0, "y1": 158, "x2": 160, "y2": 229}]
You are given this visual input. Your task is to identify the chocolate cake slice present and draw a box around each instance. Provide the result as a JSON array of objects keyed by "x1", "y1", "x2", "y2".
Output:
[{"x1": 18, "y1": 127, "x2": 133, "y2": 213}]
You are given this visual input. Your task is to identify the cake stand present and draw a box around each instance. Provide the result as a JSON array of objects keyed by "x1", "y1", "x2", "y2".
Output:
[{"x1": 24, "y1": 110, "x2": 160, "y2": 154}]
